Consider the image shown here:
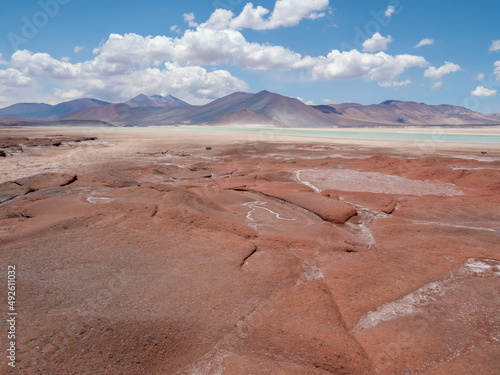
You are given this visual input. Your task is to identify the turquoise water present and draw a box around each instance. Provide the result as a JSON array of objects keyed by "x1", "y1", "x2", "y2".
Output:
[
  {"x1": 20, "y1": 125, "x2": 500, "y2": 143},
  {"x1": 176, "y1": 126, "x2": 500, "y2": 144}
]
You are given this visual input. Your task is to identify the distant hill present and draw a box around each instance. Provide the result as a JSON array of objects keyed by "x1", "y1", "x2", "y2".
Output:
[
  {"x1": 0, "y1": 98, "x2": 110, "y2": 121},
  {"x1": 1, "y1": 91, "x2": 499, "y2": 127},
  {"x1": 328, "y1": 100, "x2": 500, "y2": 126}
]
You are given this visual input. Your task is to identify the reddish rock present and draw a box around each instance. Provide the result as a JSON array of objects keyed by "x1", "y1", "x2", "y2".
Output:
[
  {"x1": 254, "y1": 188, "x2": 357, "y2": 224},
  {"x1": 0, "y1": 131, "x2": 499, "y2": 374},
  {"x1": 320, "y1": 189, "x2": 340, "y2": 200},
  {"x1": 0, "y1": 181, "x2": 32, "y2": 203},
  {"x1": 218, "y1": 280, "x2": 375, "y2": 374},
  {"x1": 15, "y1": 173, "x2": 78, "y2": 191}
]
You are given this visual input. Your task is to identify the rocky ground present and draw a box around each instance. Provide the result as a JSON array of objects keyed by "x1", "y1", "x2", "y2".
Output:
[{"x1": 0, "y1": 128, "x2": 499, "y2": 374}]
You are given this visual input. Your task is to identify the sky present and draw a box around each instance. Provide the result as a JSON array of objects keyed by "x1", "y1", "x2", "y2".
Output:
[{"x1": 0, "y1": 0, "x2": 499, "y2": 113}]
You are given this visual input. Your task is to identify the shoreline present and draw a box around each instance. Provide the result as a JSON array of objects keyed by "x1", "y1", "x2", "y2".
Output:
[
  {"x1": 2, "y1": 126, "x2": 500, "y2": 153},
  {"x1": 1, "y1": 127, "x2": 499, "y2": 185},
  {"x1": 2, "y1": 124, "x2": 500, "y2": 138}
]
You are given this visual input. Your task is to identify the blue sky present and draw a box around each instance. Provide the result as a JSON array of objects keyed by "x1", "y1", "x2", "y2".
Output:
[{"x1": 0, "y1": 0, "x2": 499, "y2": 113}]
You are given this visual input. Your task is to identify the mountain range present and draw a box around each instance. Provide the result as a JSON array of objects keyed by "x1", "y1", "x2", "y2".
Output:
[{"x1": 1, "y1": 92, "x2": 499, "y2": 127}]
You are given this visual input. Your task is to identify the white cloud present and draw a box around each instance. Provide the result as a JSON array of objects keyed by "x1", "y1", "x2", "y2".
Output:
[
  {"x1": 476, "y1": 73, "x2": 485, "y2": 80},
  {"x1": 304, "y1": 50, "x2": 428, "y2": 81},
  {"x1": 0, "y1": 53, "x2": 7, "y2": 66},
  {"x1": 494, "y1": 61, "x2": 500, "y2": 80},
  {"x1": 183, "y1": 13, "x2": 198, "y2": 28},
  {"x1": 0, "y1": 68, "x2": 32, "y2": 87},
  {"x1": 11, "y1": 50, "x2": 82, "y2": 79},
  {"x1": 0, "y1": 2, "x2": 432, "y2": 106},
  {"x1": 424, "y1": 61, "x2": 461, "y2": 79},
  {"x1": 378, "y1": 79, "x2": 411, "y2": 87},
  {"x1": 471, "y1": 85, "x2": 497, "y2": 97},
  {"x1": 170, "y1": 25, "x2": 181, "y2": 34},
  {"x1": 74, "y1": 45, "x2": 84, "y2": 53},
  {"x1": 489, "y1": 40, "x2": 500, "y2": 52},
  {"x1": 84, "y1": 30, "x2": 303, "y2": 72},
  {"x1": 296, "y1": 97, "x2": 315, "y2": 105},
  {"x1": 414, "y1": 38, "x2": 434, "y2": 48},
  {"x1": 385, "y1": 5, "x2": 395, "y2": 17},
  {"x1": 204, "y1": 9, "x2": 235, "y2": 30},
  {"x1": 362, "y1": 33, "x2": 393, "y2": 52},
  {"x1": 7, "y1": 47, "x2": 247, "y2": 105},
  {"x1": 230, "y1": 0, "x2": 329, "y2": 30},
  {"x1": 0, "y1": 68, "x2": 36, "y2": 107},
  {"x1": 54, "y1": 88, "x2": 85, "y2": 100},
  {"x1": 430, "y1": 81, "x2": 444, "y2": 90},
  {"x1": 81, "y1": 28, "x2": 422, "y2": 80}
]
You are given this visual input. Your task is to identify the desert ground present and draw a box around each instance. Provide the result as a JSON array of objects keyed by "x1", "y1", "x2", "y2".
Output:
[{"x1": 1, "y1": 126, "x2": 499, "y2": 374}]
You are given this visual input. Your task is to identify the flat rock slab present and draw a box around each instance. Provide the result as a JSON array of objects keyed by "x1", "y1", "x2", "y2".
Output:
[
  {"x1": 15, "y1": 173, "x2": 78, "y2": 191},
  {"x1": 254, "y1": 188, "x2": 357, "y2": 224}
]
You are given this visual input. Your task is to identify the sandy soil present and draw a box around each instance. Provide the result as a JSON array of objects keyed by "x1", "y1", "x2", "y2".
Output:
[{"x1": 0, "y1": 127, "x2": 499, "y2": 374}]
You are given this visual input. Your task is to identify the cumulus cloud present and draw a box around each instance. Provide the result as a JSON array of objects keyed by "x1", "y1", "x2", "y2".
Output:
[
  {"x1": 489, "y1": 40, "x2": 500, "y2": 52},
  {"x1": 0, "y1": 53, "x2": 7, "y2": 66},
  {"x1": 74, "y1": 45, "x2": 84, "y2": 53},
  {"x1": 11, "y1": 28, "x2": 427, "y2": 85},
  {"x1": 11, "y1": 50, "x2": 82, "y2": 79},
  {"x1": 414, "y1": 38, "x2": 434, "y2": 48},
  {"x1": 385, "y1": 5, "x2": 395, "y2": 17},
  {"x1": 471, "y1": 86, "x2": 497, "y2": 97},
  {"x1": 84, "y1": 30, "x2": 303, "y2": 72},
  {"x1": 0, "y1": 68, "x2": 36, "y2": 106},
  {"x1": 183, "y1": 13, "x2": 198, "y2": 28},
  {"x1": 303, "y1": 50, "x2": 427, "y2": 82},
  {"x1": 362, "y1": 33, "x2": 393, "y2": 52},
  {"x1": 0, "y1": 68, "x2": 32, "y2": 87},
  {"x1": 6, "y1": 46, "x2": 247, "y2": 105},
  {"x1": 424, "y1": 61, "x2": 461, "y2": 79},
  {"x1": 7, "y1": 24, "x2": 428, "y2": 97},
  {"x1": 230, "y1": 0, "x2": 329, "y2": 30}
]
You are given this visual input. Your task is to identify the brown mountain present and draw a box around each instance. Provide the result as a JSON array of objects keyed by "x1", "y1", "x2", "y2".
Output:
[{"x1": 2, "y1": 91, "x2": 500, "y2": 127}]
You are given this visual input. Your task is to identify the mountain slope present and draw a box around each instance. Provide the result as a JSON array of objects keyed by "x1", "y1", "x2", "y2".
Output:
[
  {"x1": 143, "y1": 91, "x2": 383, "y2": 127},
  {"x1": 210, "y1": 109, "x2": 285, "y2": 126},
  {"x1": 0, "y1": 103, "x2": 53, "y2": 118},
  {"x1": 126, "y1": 94, "x2": 190, "y2": 107}
]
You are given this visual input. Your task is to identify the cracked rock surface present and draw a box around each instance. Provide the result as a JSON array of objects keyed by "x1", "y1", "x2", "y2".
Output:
[{"x1": 0, "y1": 128, "x2": 499, "y2": 374}]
